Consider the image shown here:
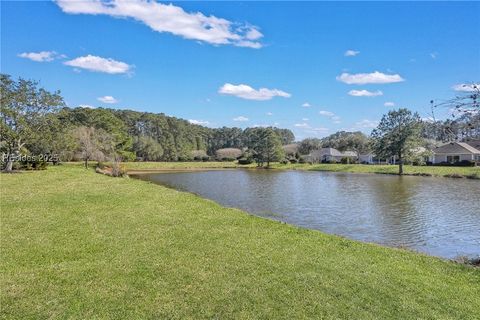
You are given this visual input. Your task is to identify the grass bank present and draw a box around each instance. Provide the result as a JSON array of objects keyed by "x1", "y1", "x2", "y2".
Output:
[
  {"x1": 121, "y1": 161, "x2": 480, "y2": 179},
  {"x1": 270, "y1": 163, "x2": 480, "y2": 178},
  {"x1": 1, "y1": 165, "x2": 479, "y2": 319}
]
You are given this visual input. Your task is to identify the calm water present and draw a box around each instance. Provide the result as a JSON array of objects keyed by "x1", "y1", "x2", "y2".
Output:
[{"x1": 135, "y1": 170, "x2": 480, "y2": 259}]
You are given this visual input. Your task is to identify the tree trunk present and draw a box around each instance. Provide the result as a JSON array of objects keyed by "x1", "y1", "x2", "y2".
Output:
[
  {"x1": 398, "y1": 154, "x2": 403, "y2": 175},
  {"x1": 4, "y1": 157, "x2": 13, "y2": 172}
]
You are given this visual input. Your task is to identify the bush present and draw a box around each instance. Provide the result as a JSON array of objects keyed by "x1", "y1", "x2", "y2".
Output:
[
  {"x1": 201, "y1": 156, "x2": 210, "y2": 162},
  {"x1": 111, "y1": 161, "x2": 127, "y2": 177},
  {"x1": 18, "y1": 158, "x2": 48, "y2": 170},
  {"x1": 192, "y1": 150, "x2": 208, "y2": 161},
  {"x1": 215, "y1": 148, "x2": 243, "y2": 161},
  {"x1": 340, "y1": 157, "x2": 354, "y2": 164},
  {"x1": 434, "y1": 160, "x2": 475, "y2": 167},
  {"x1": 238, "y1": 158, "x2": 253, "y2": 165},
  {"x1": 280, "y1": 159, "x2": 289, "y2": 165},
  {"x1": 323, "y1": 159, "x2": 337, "y2": 164},
  {"x1": 298, "y1": 157, "x2": 306, "y2": 164},
  {"x1": 289, "y1": 158, "x2": 298, "y2": 164}
]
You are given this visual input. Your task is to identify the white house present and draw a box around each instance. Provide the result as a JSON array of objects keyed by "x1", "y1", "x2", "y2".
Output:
[
  {"x1": 432, "y1": 141, "x2": 480, "y2": 164},
  {"x1": 359, "y1": 147, "x2": 432, "y2": 164},
  {"x1": 358, "y1": 154, "x2": 396, "y2": 164},
  {"x1": 307, "y1": 148, "x2": 357, "y2": 163}
]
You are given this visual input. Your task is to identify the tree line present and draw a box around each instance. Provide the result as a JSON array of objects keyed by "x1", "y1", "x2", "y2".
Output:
[
  {"x1": 1, "y1": 74, "x2": 291, "y2": 171},
  {"x1": 2, "y1": 74, "x2": 477, "y2": 174}
]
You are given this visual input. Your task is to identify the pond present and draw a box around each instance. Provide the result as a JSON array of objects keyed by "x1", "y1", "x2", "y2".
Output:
[{"x1": 134, "y1": 169, "x2": 480, "y2": 259}]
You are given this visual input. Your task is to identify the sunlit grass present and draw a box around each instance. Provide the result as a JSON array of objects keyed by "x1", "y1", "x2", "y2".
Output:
[
  {"x1": 271, "y1": 163, "x2": 480, "y2": 178},
  {"x1": 1, "y1": 165, "x2": 479, "y2": 318},
  {"x1": 118, "y1": 161, "x2": 480, "y2": 179}
]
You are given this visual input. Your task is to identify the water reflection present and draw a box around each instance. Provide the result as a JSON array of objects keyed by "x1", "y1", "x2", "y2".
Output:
[{"x1": 134, "y1": 170, "x2": 480, "y2": 259}]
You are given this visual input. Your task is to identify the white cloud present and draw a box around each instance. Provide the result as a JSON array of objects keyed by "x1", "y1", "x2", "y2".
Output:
[
  {"x1": 430, "y1": 52, "x2": 438, "y2": 59},
  {"x1": 348, "y1": 89, "x2": 383, "y2": 97},
  {"x1": 302, "y1": 127, "x2": 330, "y2": 137},
  {"x1": 55, "y1": 0, "x2": 263, "y2": 48},
  {"x1": 384, "y1": 101, "x2": 395, "y2": 107},
  {"x1": 253, "y1": 122, "x2": 280, "y2": 128},
  {"x1": 294, "y1": 123, "x2": 309, "y2": 128},
  {"x1": 319, "y1": 110, "x2": 335, "y2": 117},
  {"x1": 302, "y1": 118, "x2": 309, "y2": 121},
  {"x1": 336, "y1": 71, "x2": 405, "y2": 84},
  {"x1": 332, "y1": 116, "x2": 341, "y2": 124},
  {"x1": 218, "y1": 83, "x2": 291, "y2": 101},
  {"x1": 97, "y1": 95, "x2": 119, "y2": 104},
  {"x1": 301, "y1": 102, "x2": 311, "y2": 107},
  {"x1": 64, "y1": 55, "x2": 132, "y2": 74},
  {"x1": 344, "y1": 50, "x2": 360, "y2": 57},
  {"x1": 188, "y1": 119, "x2": 210, "y2": 126},
  {"x1": 266, "y1": 112, "x2": 273, "y2": 116},
  {"x1": 422, "y1": 117, "x2": 435, "y2": 123},
  {"x1": 452, "y1": 83, "x2": 479, "y2": 92},
  {"x1": 79, "y1": 104, "x2": 95, "y2": 109},
  {"x1": 18, "y1": 51, "x2": 65, "y2": 62},
  {"x1": 354, "y1": 119, "x2": 379, "y2": 129},
  {"x1": 233, "y1": 116, "x2": 249, "y2": 122},
  {"x1": 310, "y1": 127, "x2": 329, "y2": 133},
  {"x1": 319, "y1": 111, "x2": 341, "y2": 123}
]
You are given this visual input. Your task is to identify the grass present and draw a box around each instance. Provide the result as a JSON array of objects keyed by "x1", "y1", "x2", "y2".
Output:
[
  {"x1": 1, "y1": 164, "x2": 479, "y2": 319},
  {"x1": 269, "y1": 163, "x2": 480, "y2": 178},
  {"x1": 120, "y1": 161, "x2": 480, "y2": 179},
  {"x1": 122, "y1": 161, "x2": 245, "y2": 171}
]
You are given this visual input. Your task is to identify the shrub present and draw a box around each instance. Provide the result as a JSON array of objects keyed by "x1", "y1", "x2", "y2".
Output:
[
  {"x1": 18, "y1": 158, "x2": 48, "y2": 170},
  {"x1": 238, "y1": 158, "x2": 253, "y2": 165},
  {"x1": 289, "y1": 158, "x2": 298, "y2": 164},
  {"x1": 298, "y1": 157, "x2": 306, "y2": 164},
  {"x1": 340, "y1": 157, "x2": 354, "y2": 164},
  {"x1": 215, "y1": 148, "x2": 243, "y2": 161},
  {"x1": 280, "y1": 159, "x2": 289, "y2": 165},
  {"x1": 434, "y1": 160, "x2": 475, "y2": 167},
  {"x1": 192, "y1": 150, "x2": 208, "y2": 161},
  {"x1": 201, "y1": 156, "x2": 210, "y2": 162},
  {"x1": 111, "y1": 161, "x2": 127, "y2": 177},
  {"x1": 282, "y1": 144, "x2": 299, "y2": 156}
]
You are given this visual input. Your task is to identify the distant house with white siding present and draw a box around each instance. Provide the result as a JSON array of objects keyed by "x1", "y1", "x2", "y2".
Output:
[
  {"x1": 359, "y1": 147, "x2": 432, "y2": 164},
  {"x1": 307, "y1": 148, "x2": 357, "y2": 163},
  {"x1": 432, "y1": 141, "x2": 480, "y2": 164}
]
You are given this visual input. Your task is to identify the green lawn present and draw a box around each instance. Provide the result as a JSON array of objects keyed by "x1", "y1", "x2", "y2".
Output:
[
  {"x1": 1, "y1": 165, "x2": 479, "y2": 319},
  {"x1": 270, "y1": 163, "x2": 480, "y2": 178},
  {"x1": 122, "y1": 161, "x2": 246, "y2": 171},
  {"x1": 121, "y1": 161, "x2": 480, "y2": 179}
]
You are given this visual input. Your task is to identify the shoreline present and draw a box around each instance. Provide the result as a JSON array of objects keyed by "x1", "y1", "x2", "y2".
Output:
[
  {"x1": 122, "y1": 162, "x2": 480, "y2": 180},
  {"x1": 128, "y1": 169, "x2": 480, "y2": 261}
]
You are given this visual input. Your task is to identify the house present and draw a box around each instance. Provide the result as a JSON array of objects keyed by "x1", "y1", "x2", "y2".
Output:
[
  {"x1": 359, "y1": 147, "x2": 432, "y2": 164},
  {"x1": 359, "y1": 154, "x2": 396, "y2": 164},
  {"x1": 432, "y1": 141, "x2": 480, "y2": 164},
  {"x1": 307, "y1": 148, "x2": 357, "y2": 163},
  {"x1": 465, "y1": 139, "x2": 480, "y2": 150}
]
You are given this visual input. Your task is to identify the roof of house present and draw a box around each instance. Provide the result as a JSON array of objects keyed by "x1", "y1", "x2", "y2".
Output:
[
  {"x1": 342, "y1": 151, "x2": 358, "y2": 157},
  {"x1": 310, "y1": 148, "x2": 357, "y2": 157},
  {"x1": 465, "y1": 139, "x2": 480, "y2": 150},
  {"x1": 433, "y1": 142, "x2": 480, "y2": 155}
]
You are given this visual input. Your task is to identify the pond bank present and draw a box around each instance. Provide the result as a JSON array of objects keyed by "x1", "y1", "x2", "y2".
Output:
[{"x1": 122, "y1": 161, "x2": 480, "y2": 179}]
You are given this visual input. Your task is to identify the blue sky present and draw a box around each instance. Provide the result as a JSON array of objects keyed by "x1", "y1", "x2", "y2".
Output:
[{"x1": 2, "y1": 1, "x2": 479, "y2": 140}]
